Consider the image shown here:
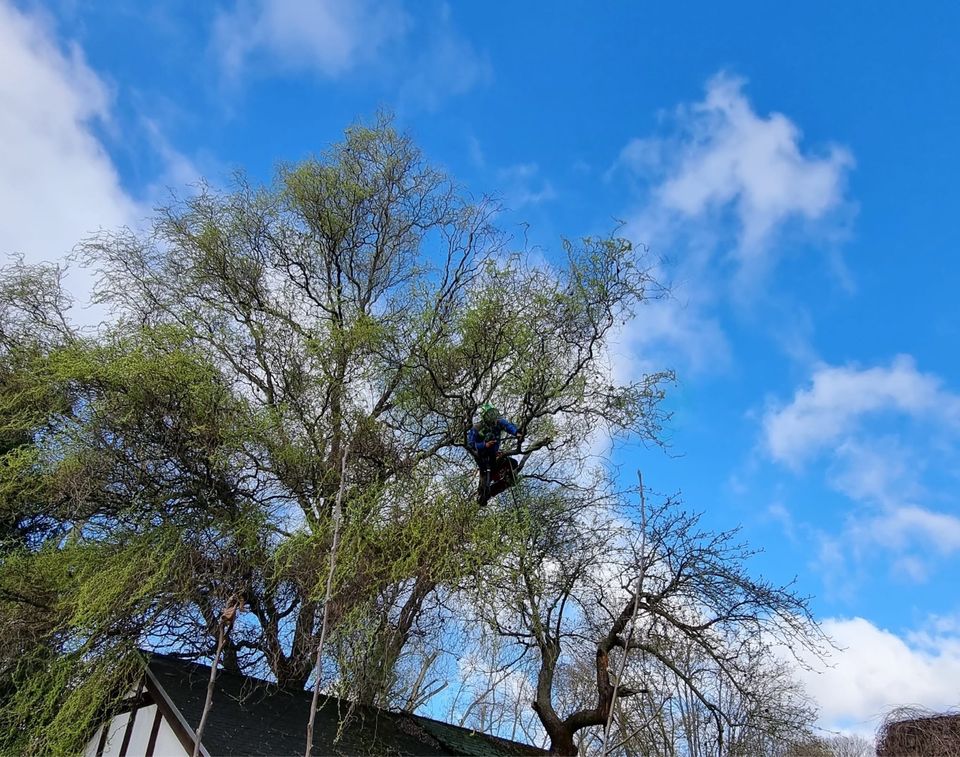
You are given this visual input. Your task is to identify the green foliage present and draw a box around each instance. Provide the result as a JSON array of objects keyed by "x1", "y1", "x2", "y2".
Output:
[
  {"x1": 0, "y1": 522, "x2": 190, "y2": 754},
  {"x1": 0, "y1": 115, "x2": 684, "y2": 748},
  {"x1": 0, "y1": 644, "x2": 143, "y2": 756}
]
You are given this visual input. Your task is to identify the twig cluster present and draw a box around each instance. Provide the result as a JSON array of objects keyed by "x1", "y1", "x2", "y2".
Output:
[{"x1": 877, "y1": 706, "x2": 960, "y2": 757}]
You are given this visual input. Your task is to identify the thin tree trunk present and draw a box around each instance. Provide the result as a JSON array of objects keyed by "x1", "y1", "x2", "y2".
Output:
[
  {"x1": 305, "y1": 445, "x2": 350, "y2": 757},
  {"x1": 193, "y1": 598, "x2": 241, "y2": 757},
  {"x1": 602, "y1": 471, "x2": 648, "y2": 756}
]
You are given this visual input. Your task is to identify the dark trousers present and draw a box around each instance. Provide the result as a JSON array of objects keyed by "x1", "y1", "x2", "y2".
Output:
[
  {"x1": 477, "y1": 448, "x2": 497, "y2": 475},
  {"x1": 477, "y1": 449, "x2": 497, "y2": 501}
]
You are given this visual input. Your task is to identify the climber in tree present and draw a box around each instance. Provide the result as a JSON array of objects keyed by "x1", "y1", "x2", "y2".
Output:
[{"x1": 467, "y1": 402, "x2": 523, "y2": 503}]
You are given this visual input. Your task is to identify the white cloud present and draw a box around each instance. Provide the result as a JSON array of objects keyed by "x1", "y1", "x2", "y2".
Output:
[
  {"x1": 495, "y1": 163, "x2": 557, "y2": 209},
  {"x1": 213, "y1": 0, "x2": 489, "y2": 109},
  {"x1": 651, "y1": 73, "x2": 853, "y2": 266},
  {"x1": 214, "y1": 0, "x2": 408, "y2": 80},
  {"x1": 612, "y1": 73, "x2": 853, "y2": 377},
  {"x1": 396, "y1": 2, "x2": 491, "y2": 112},
  {"x1": 763, "y1": 355, "x2": 960, "y2": 468},
  {"x1": 854, "y1": 506, "x2": 960, "y2": 558},
  {"x1": 0, "y1": 2, "x2": 207, "y2": 329},
  {"x1": 827, "y1": 437, "x2": 921, "y2": 506},
  {"x1": 608, "y1": 292, "x2": 730, "y2": 380},
  {"x1": 0, "y1": 1, "x2": 138, "y2": 274},
  {"x1": 763, "y1": 357, "x2": 960, "y2": 583},
  {"x1": 796, "y1": 616, "x2": 960, "y2": 732}
]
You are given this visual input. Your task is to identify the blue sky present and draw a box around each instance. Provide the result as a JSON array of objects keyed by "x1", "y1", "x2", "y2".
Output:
[{"x1": 4, "y1": 0, "x2": 960, "y2": 735}]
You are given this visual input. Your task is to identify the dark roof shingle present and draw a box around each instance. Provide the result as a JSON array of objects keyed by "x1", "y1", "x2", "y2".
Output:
[{"x1": 147, "y1": 655, "x2": 543, "y2": 757}]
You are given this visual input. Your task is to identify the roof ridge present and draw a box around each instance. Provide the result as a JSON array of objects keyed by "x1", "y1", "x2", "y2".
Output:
[{"x1": 143, "y1": 651, "x2": 546, "y2": 755}]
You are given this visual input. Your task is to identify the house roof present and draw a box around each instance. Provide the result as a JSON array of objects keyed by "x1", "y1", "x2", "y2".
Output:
[{"x1": 146, "y1": 654, "x2": 544, "y2": 757}]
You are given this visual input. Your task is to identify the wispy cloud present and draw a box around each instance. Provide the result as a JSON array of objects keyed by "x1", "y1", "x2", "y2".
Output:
[
  {"x1": 606, "y1": 285, "x2": 731, "y2": 381},
  {"x1": 621, "y1": 73, "x2": 854, "y2": 274},
  {"x1": 762, "y1": 356, "x2": 960, "y2": 581},
  {"x1": 140, "y1": 117, "x2": 207, "y2": 201},
  {"x1": 763, "y1": 355, "x2": 960, "y2": 468},
  {"x1": 828, "y1": 437, "x2": 923, "y2": 506},
  {"x1": 853, "y1": 506, "x2": 960, "y2": 559},
  {"x1": 496, "y1": 163, "x2": 557, "y2": 209},
  {"x1": 212, "y1": 0, "x2": 489, "y2": 108},
  {"x1": 395, "y1": 2, "x2": 491, "y2": 112},
  {"x1": 610, "y1": 73, "x2": 854, "y2": 377},
  {"x1": 213, "y1": 0, "x2": 409, "y2": 81}
]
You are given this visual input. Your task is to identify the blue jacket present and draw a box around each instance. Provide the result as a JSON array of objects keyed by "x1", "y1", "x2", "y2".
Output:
[{"x1": 467, "y1": 418, "x2": 519, "y2": 455}]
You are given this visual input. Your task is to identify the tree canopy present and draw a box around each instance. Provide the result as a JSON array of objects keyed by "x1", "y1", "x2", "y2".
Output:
[{"x1": 0, "y1": 117, "x2": 827, "y2": 756}]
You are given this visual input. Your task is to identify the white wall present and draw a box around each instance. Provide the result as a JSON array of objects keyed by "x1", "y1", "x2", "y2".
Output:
[
  {"x1": 124, "y1": 705, "x2": 157, "y2": 756},
  {"x1": 153, "y1": 714, "x2": 189, "y2": 757},
  {"x1": 84, "y1": 705, "x2": 188, "y2": 757},
  {"x1": 101, "y1": 711, "x2": 130, "y2": 757}
]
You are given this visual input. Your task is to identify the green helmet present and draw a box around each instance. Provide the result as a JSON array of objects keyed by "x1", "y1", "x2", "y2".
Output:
[{"x1": 479, "y1": 402, "x2": 499, "y2": 426}]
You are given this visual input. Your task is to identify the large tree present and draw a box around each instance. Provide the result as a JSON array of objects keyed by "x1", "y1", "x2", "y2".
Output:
[
  {"x1": 460, "y1": 484, "x2": 826, "y2": 755},
  {"x1": 0, "y1": 119, "x2": 824, "y2": 752}
]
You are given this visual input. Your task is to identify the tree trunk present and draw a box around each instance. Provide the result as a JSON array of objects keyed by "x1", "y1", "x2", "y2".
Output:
[{"x1": 548, "y1": 732, "x2": 578, "y2": 756}]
